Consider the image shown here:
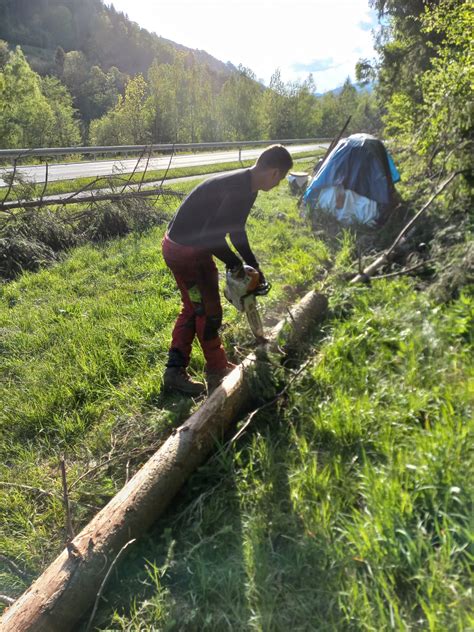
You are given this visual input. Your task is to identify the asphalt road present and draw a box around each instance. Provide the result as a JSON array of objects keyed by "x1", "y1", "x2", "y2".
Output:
[{"x1": 0, "y1": 143, "x2": 326, "y2": 187}]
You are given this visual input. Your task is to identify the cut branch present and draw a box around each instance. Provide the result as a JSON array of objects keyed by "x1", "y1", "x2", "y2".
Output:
[
  {"x1": 1, "y1": 159, "x2": 18, "y2": 205},
  {"x1": 0, "y1": 481, "x2": 55, "y2": 499},
  {"x1": 0, "y1": 596, "x2": 15, "y2": 607},
  {"x1": 0, "y1": 187, "x2": 184, "y2": 212},
  {"x1": 230, "y1": 356, "x2": 314, "y2": 445},
  {"x1": 0, "y1": 481, "x2": 99, "y2": 512},
  {"x1": 120, "y1": 146, "x2": 148, "y2": 194},
  {"x1": 0, "y1": 556, "x2": 29, "y2": 581},
  {"x1": 159, "y1": 145, "x2": 175, "y2": 192},
  {"x1": 39, "y1": 163, "x2": 49, "y2": 205},
  {"x1": 371, "y1": 260, "x2": 432, "y2": 280},
  {"x1": 137, "y1": 145, "x2": 153, "y2": 192},
  {"x1": 59, "y1": 459, "x2": 76, "y2": 553},
  {"x1": 84, "y1": 539, "x2": 136, "y2": 632},
  {"x1": 351, "y1": 171, "x2": 462, "y2": 284}
]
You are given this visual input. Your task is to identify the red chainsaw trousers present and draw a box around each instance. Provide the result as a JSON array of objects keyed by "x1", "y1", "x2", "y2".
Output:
[{"x1": 162, "y1": 233, "x2": 228, "y2": 372}]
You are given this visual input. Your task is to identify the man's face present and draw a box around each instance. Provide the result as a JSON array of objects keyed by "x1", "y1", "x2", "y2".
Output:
[{"x1": 262, "y1": 168, "x2": 287, "y2": 191}]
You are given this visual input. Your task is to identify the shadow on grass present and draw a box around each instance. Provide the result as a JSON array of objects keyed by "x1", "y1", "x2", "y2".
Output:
[{"x1": 81, "y1": 314, "x2": 370, "y2": 630}]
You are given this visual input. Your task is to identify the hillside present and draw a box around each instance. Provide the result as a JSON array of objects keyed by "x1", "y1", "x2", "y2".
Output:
[
  {"x1": 0, "y1": 0, "x2": 234, "y2": 79},
  {"x1": 0, "y1": 0, "x2": 383, "y2": 145}
]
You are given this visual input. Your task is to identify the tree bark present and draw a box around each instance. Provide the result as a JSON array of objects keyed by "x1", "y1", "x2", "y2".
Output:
[{"x1": 0, "y1": 291, "x2": 328, "y2": 632}]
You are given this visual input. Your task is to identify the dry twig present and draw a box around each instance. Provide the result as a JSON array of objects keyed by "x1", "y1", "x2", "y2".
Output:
[
  {"x1": 230, "y1": 357, "x2": 314, "y2": 445},
  {"x1": 137, "y1": 145, "x2": 153, "y2": 192},
  {"x1": 0, "y1": 555, "x2": 29, "y2": 581},
  {"x1": 351, "y1": 171, "x2": 462, "y2": 284},
  {"x1": 39, "y1": 162, "x2": 49, "y2": 205},
  {"x1": 385, "y1": 172, "x2": 462, "y2": 259},
  {"x1": 1, "y1": 158, "x2": 18, "y2": 206},
  {"x1": 84, "y1": 539, "x2": 136, "y2": 632},
  {"x1": 60, "y1": 458, "x2": 83, "y2": 560},
  {"x1": 62, "y1": 176, "x2": 105, "y2": 203},
  {"x1": 0, "y1": 480, "x2": 55, "y2": 498},
  {"x1": 0, "y1": 480, "x2": 99, "y2": 511},
  {"x1": 372, "y1": 260, "x2": 432, "y2": 280},
  {"x1": 60, "y1": 458, "x2": 74, "y2": 540},
  {"x1": 69, "y1": 444, "x2": 161, "y2": 492},
  {"x1": 120, "y1": 146, "x2": 148, "y2": 194},
  {"x1": 154, "y1": 144, "x2": 176, "y2": 205}
]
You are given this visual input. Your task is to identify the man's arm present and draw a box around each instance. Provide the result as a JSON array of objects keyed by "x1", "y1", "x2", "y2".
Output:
[
  {"x1": 229, "y1": 229, "x2": 258, "y2": 269},
  {"x1": 211, "y1": 237, "x2": 242, "y2": 269},
  {"x1": 209, "y1": 188, "x2": 258, "y2": 269}
]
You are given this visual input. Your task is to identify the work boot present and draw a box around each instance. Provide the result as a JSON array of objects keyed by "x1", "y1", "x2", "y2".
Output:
[
  {"x1": 163, "y1": 367, "x2": 206, "y2": 396},
  {"x1": 206, "y1": 362, "x2": 238, "y2": 395}
]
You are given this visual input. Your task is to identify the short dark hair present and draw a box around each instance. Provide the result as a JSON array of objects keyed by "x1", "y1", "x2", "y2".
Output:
[{"x1": 256, "y1": 144, "x2": 293, "y2": 172}]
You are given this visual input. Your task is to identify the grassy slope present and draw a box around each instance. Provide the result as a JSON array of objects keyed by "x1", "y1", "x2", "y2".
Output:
[
  {"x1": 0, "y1": 164, "x2": 472, "y2": 629},
  {"x1": 99, "y1": 281, "x2": 473, "y2": 632},
  {"x1": 0, "y1": 163, "x2": 328, "y2": 599}
]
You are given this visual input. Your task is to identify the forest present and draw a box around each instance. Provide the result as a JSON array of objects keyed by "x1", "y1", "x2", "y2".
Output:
[{"x1": 0, "y1": 0, "x2": 380, "y2": 147}]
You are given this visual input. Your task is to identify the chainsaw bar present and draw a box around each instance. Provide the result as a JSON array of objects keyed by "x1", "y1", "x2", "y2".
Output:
[{"x1": 241, "y1": 294, "x2": 263, "y2": 339}]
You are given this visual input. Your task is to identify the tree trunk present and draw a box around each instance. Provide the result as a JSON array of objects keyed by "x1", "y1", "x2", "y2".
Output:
[{"x1": 0, "y1": 291, "x2": 328, "y2": 632}]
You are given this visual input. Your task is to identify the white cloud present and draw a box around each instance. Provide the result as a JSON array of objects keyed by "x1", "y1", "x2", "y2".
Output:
[{"x1": 107, "y1": 0, "x2": 377, "y2": 91}]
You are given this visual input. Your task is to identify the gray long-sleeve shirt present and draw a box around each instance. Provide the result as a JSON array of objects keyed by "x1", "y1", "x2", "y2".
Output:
[{"x1": 167, "y1": 169, "x2": 258, "y2": 268}]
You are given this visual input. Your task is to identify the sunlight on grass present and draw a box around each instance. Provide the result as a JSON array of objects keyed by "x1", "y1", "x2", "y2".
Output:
[
  {"x1": 92, "y1": 282, "x2": 472, "y2": 631},
  {"x1": 1, "y1": 165, "x2": 472, "y2": 629}
]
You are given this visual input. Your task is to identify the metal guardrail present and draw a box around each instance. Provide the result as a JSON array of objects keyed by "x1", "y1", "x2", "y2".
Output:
[{"x1": 0, "y1": 138, "x2": 331, "y2": 161}]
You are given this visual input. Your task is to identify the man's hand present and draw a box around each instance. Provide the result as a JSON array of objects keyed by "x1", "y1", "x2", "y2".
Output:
[{"x1": 256, "y1": 267, "x2": 266, "y2": 286}]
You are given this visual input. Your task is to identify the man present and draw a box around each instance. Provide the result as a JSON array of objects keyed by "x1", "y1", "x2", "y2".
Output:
[{"x1": 162, "y1": 144, "x2": 293, "y2": 395}]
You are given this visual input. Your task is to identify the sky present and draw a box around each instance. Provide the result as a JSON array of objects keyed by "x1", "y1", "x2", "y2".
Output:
[{"x1": 106, "y1": 0, "x2": 379, "y2": 93}]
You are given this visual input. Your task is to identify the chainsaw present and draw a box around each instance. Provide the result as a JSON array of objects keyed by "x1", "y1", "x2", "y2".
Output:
[{"x1": 224, "y1": 265, "x2": 271, "y2": 343}]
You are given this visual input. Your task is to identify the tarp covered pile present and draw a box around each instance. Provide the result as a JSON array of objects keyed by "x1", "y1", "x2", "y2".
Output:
[{"x1": 303, "y1": 133, "x2": 400, "y2": 226}]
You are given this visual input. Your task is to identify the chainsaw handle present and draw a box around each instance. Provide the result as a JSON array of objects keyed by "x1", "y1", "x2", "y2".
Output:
[{"x1": 252, "y1": 281, "x2": 271, "y2": 296}]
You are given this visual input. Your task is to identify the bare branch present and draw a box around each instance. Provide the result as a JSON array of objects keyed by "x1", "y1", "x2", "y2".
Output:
[
  {"x1": 351, "y1": 172, "x2": 462, "y2": 284},
  {"x1": 62, "y1": 176, "x2": 106, "y2": 203},
  {"x1": 59, "y1": 458, "x2": 82, "y2": 560},
  {"x1": 0, "y1": 555, "x2": 29, "y2": 581},
  {"x1": 39, "y1": 162, "x2": 49, "y2": 205},
  {"x1": 84, "y1": 539, "x2": 136, "y2": 632},
  {"x1": 137, "y1": 145, "x2": 153, "y2": 192},
  {"x1": 0, "y1": 480, "x2": 99, "y2": 511},
  {"x1": 120, "y1": 146, "x2": 148, "y2": 194},
  {"x1": 230, "y1": 357, "x2": 314, "y2": 445},
  {"x1": 386, "y1": 172, "x2": 462, "y2": 259},
  {"x1": 69, "y1": 444, "x2": 161, "y2": 491},
  {"x1": 1, "y1": 158, "x2": 18, "y2": 206},
  {"x1": 0, "y1": 481, "x2": 56, "y2": 498},
  {"x1": 371, "y1": 260, "x2": 432, "y2": 280},
  {"x1": 155, "y1": 144, "x2": 176, "y2": 203}
]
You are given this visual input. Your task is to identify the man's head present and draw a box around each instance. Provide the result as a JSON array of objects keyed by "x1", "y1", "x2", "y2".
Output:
[{"x1": 252, "y1": 144, "x2": 293, "y2": 191}]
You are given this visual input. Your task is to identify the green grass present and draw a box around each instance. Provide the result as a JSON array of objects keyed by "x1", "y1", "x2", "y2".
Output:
[
  {"x1": 0, "y1": 163, "x2": 472, "y2": 630},
  {"x1": 95, "y1": 281, "x2": 473, "y2": 632},
  {"x1": 0, "y1": 163, "x2": 328, "y2": 601}
]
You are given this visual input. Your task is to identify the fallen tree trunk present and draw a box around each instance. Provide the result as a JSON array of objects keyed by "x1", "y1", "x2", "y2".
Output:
[
  {"x1": 0, "y1": 186, "x2": 184, "y2": 212},
  {"x1": 0, "y1": 291, "x2": 328, "y2": 632}
]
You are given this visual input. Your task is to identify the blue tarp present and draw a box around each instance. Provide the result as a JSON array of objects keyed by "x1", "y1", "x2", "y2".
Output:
[{"x1": 304, "y1": 134, "x2": 400, "y2": 207}]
